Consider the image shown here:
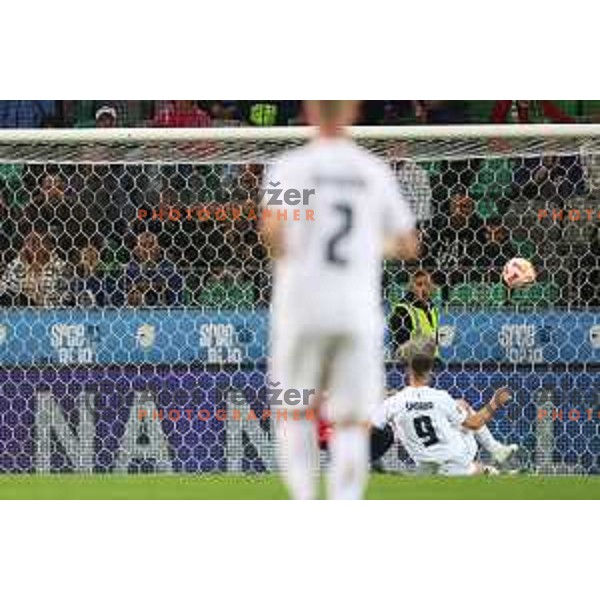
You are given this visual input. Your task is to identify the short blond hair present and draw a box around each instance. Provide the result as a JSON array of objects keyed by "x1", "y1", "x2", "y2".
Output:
[{"x1": 404, "y1": 336, "x2": 436, "y2": 378}]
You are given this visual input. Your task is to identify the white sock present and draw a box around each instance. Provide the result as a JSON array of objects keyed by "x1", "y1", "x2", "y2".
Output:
[
  {"x1": 277, "y1": 417, "x2": 318, "y2": 500},
  {"x1": 475, "y1": 424, "x2": 503, "y2": 453},
  {"x1": 328, "y1": 425, "x2": 369, "y2": 500}
]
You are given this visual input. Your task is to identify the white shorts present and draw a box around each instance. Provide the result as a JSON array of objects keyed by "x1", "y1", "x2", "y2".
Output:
[
  {"x1": 269, "y1": 327, "x2": 384, "y2": 422},
  {"x1": 416, "y1": 459, "x2": 477, "y2": 476}
]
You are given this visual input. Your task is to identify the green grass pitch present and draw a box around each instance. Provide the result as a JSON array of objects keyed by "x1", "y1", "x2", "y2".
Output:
[{"x1": 0, "y1": 473, "x2": 599, "y2": 499}]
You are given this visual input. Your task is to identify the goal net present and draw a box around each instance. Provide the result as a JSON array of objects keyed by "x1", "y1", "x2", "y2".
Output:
[{"x1": 0, "y1": 124, "x2": 599, "y2": 475}]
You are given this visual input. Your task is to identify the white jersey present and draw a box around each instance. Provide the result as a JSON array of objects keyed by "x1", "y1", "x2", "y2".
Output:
[
  {"x1": 372, "y1": 386, "x2": 472, "y2": 466},
  {"x1": 265, "y1": 137, "x2": 415, "y2": 334}
]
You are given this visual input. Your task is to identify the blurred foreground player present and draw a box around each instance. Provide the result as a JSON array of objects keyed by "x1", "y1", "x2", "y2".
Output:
[
  {"x1": 261, "y1": 100, "x2": 419, "y2": 499},
  {"x1": 371, "y1": 339, "x2": 513, "y2": 475}
]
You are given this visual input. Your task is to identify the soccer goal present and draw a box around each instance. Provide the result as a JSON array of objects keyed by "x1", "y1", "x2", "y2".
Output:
[{"x1": 0, "y1": 124, "x2": 599, "y2": 475}]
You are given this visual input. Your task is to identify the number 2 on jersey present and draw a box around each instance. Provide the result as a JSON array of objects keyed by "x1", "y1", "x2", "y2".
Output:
[
  {"x1": 413, "y1": 415, "x2": 439, "y2": 447},
  {"x1": 326, "y1": 203, "x2": 353, "y2": 266}
]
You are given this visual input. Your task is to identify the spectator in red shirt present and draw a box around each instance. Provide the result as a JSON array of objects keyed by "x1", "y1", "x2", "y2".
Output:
[
  {"x1": 153, "y1": 100, "x2": 212, "y2": 128},
  {"x1": 492, "y1": 100, "x2": 575, "y2": 124}
]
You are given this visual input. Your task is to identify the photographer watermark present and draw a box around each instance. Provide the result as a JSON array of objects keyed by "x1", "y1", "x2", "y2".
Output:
[
  {"x1": 213, "y1": 380, "x2": 317, "y2": 411},
  {"x1": 134, "y1": 380, "x2": 318, "y2": 423},
  {"x1": 538, "y1": 208, "x2": 600, "y2": 222},
  {"x1": 537, "y1": 408, "x2": 600, "y2": 422},
  {"x1": 137, "y1": 205, "x2": 315, "y2": 223},
  {"x1": 137, "y1": 182, "x2": 317, "y2": 223},
  {"x1": 138, "y1": 406, "x2": 319, "y2": 423},
  {"x1": 260, "y1": 181, "x2": 315, "y2": 206}
]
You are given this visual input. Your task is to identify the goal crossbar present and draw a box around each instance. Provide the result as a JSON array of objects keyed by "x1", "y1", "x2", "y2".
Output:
[
  {"x1": 0, "y1": 124, "x2": 599, "y2": 164},
  {"x1": 0, "y1": 123, "x2": 600, "y2": 143}
]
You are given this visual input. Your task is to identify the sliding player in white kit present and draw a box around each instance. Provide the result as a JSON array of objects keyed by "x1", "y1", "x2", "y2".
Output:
[
  {"x1": 261, "y1": 101, "x2": 419, "y2": 499},
  {"x1": 371, "y1": 339, "x2": 512, "y2": 475},
  {"x1": 370, "y1": 394, "x2": 518, "y2": 472}
]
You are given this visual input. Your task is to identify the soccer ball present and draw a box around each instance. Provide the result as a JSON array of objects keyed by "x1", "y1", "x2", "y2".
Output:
[{"x1": 502, "y1": 257, "x2": 536, "y2": 289}]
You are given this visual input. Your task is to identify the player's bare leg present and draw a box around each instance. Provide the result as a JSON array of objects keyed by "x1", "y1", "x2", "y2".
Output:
[
  {"x1": 457, "y1": 399, "x2": 518, "y2": 466},
  {"x1": 327, "y1": 419, "x2": 370, "y2": 500},
  {"x1": 475, "y1": 426, "x2": 518, "y2": 464},
  {"x1": 277, "y1": 412, "x2": 319, "y2": 500}
]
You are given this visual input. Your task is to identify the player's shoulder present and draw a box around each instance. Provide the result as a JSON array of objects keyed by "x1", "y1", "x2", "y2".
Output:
[
  {"x1": 404, "y1": 386, "x2": 454, "y2": 405},
  {"x1": 362, "y1": 146, "x2": 392, "y2": 171},
  {"x1": 270, "y1": 142, "x2": 319, "y2": 170},
  {"x1": 426, "y1": 387, "x2": 454, "y2": 402},
  {"x1": 426, "y1": 388, "x2": 458, "y2": 413},
  {"x1": 385, "y1": 387, "x2": 449, "y2": 414},
  {"x1": 342, "y1": 141, "x2": 394, "y2": 178},
  {"x1": 265, "y1": 146, "x2": 309, "y2": 184},
  {"x1": 272, "y1": 138, "x2": 389, "y2": 171},
  {"x1": 385, "y1": 387, "x2": 412, "y2": 408}
]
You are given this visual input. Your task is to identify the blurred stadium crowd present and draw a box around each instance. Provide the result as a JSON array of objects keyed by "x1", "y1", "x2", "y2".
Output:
[
  {"x1": 2, "y1": 100, "x2": 600, "y2": 128},
  {"x1": 0, "y1": 100, "x2": 599, "y2": 312}
]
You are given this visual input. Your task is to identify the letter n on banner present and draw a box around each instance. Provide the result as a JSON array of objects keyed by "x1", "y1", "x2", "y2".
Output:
[{"x1": 35, "y1": 391, "x2": 95, "y2": 473}]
